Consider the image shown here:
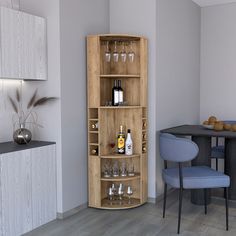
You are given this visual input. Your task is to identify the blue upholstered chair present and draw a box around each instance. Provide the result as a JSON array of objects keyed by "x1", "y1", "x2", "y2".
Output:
[
  {"x1": 160, "y1": 133, "x2": 230, "y2": 234},
  {"x1": 211, "y1": 121, "x2": 236, "y2": 171}
]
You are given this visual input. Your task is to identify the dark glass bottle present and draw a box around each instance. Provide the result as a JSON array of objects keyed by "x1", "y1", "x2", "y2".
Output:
[
  {"x1": 112, "y1": 80, "x2": 119, "y2": 106},
  {"x1": 118, "y1": 80, "x2": 124, "y2": 105}
]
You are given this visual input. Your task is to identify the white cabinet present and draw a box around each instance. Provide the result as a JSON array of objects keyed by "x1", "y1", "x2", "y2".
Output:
[
  {"x1": 0, "y1": 7, "x2": 47, "y2": 80},
  {"x1": 0, "y1": 144, "x2": 56, "y2": 236}
]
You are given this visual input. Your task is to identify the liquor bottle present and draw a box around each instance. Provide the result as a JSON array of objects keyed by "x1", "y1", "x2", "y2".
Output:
[
  {"x1": 112, "y1": 80, "x2": 119, "y2": 106},
  {"x1": 117, "y1": 125, "x2": 125, "y2": 154},
  {"x1": 125, "y1": 129, "x2": 133, "y2": 155},
  {"x1": 118, "y1": 80, "x2": 124, "y2": 105},
  {"x1": 91, "y1": 122, "x2": 99, "y2": 129},
  {"x1": 91, "y1": 147, "x2": 98, "y2": 155}
]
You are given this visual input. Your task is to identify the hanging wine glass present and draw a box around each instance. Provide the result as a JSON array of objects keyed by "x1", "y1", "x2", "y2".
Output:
[
  {"x1": 120, "y1": 42, "x2": 127, "y2": 63},
  {"x1": 113, "y1": 41, "x2": 119, "y2": 62},
  {"x1": 104, "y1": 41, "x2": 111, "y2": 62},
  {"x1": 128, "y1": 41, "x2": 135, "y2": 62}
]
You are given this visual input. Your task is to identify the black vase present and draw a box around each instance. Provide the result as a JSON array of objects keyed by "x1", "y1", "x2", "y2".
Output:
[{"x1": 13, "y1": 124, "x2": 32, "y2": 144}]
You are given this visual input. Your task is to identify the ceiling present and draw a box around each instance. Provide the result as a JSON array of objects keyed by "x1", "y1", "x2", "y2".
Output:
[{"x1": 192, "y1": 0, "x2": 236, "y2": 7}]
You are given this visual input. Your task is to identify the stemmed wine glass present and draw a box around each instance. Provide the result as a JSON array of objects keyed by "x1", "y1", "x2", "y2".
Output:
[
  {"x1": 113, "y1": 41, "x2": 119, "y2": 62},
  {"x1": 120, "y1": 42, "x2": 127, "y2": 62},
  {"x1": 128, "y1": 41, "x2": 135, "y2": 62},
  {"x1": 127, "y1": 186, "x2": 133, "y2": 204},
  {"x1": 104, "y1": 41, "x2": 111, "y2": 62}
]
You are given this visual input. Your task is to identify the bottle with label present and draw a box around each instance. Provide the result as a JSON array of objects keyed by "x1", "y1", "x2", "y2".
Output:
[
  {"x1": 117, "y1": 125, "x2": 125, "y2": 154},
  {"x1": 112, "y1": 80, "x2": 119, "y2": 106},
  {"x1": 91, "y1": 122, "x2": 99, "y2": 129},
  {"x1": 125, "y1": 129, "x2": 133, "y2": 155},
  {"x1": 118, "y1": 80, "x2": 124, "y2": 105}
]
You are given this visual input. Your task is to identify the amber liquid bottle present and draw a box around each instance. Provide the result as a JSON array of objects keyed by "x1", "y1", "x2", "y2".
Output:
[{"x1": 117, "y1": 125, "x2": 125, "y2": 154}]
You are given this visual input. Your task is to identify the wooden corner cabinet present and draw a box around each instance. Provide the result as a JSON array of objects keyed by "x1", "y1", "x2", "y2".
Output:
[{"x1": 87, "y1": 34, "x2": 148, "y2": 209}]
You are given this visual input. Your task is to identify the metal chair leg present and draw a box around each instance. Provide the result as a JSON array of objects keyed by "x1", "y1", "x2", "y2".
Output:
[
  {"x1": 204, "y1": 189, "x2": 207, "y2": 214},
  {"x1": 163, "y1": 183, "x2": 167, "y2": 218},
  {"x1": 216, "y1": 158, "x2": 218, "y2": 171},
  {"x1": 177, "y1": 186, "x2": 183, "y2": 234},
  {"x1": 225, "y1": 187, "x2": 229, "y2": 231}
]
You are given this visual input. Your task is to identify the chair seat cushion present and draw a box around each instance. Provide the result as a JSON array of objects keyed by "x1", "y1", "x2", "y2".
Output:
[
  {"x1": 162, "y1": 166, "x2": 230, "y2": 189},
  {"x1": 211, "y1": 145, "x2": 225, "y2": 159}
]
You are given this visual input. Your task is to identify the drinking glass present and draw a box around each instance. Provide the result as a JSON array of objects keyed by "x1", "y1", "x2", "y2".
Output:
[
  {"x1": 128, "y1": 163, "x2": 135, "y2": 177},
  {"x1": 120, "y1": 161, "x2": 127, "y2": 177},
  {"x1": 113, "y1": 41, "x2": 119, "y2": 62},
  {"x1": 128, "y1": 41, "x2": 135, "y2": 62},
  {"x1": 112, "y1": 161, "x2": 119, "y2": 177},
  {"x1": 127, "y1": 186, "x2": 133, "y2": 204},
  {"x1": 120, "y1": 42, "x2": 127, "y2": 63},
  {"x1": 104, "y1": 41, "x2": 111, "y2": 62}
]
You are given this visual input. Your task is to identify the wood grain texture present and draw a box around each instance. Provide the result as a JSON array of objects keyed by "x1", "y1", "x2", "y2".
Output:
[
  {"x1": 31, "y1": 145, "x2": 57, "y2": 229},
  {"x1": 0, "y1": 144, "x2": 56, "y2": 236},
  {"x1": 0, "y1": 7, "x2": 47, "y2": 80},
  {"x1": 87, "y1": 34, "x2": 148, "y2": 209}
]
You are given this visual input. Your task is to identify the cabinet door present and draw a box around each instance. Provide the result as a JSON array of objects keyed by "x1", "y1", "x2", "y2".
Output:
[
  {"x1": 0, "y1": 150, "x2": 33, "y2": 236},
  {"x1": 0, "y1": 7, "x2": 47, "y2": 80},
  {"x1": 0, "y1": 7, "x2": 20, "y2": 79},
  {"x1": 31, "y1": 145, "x2": 57, "y2": 229},
  {"x1": 20, "y1": 11, "x2": 47, "y2": 80}
]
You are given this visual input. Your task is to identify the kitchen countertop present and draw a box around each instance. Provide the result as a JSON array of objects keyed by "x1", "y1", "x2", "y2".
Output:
[{"x1": 0, "y1": 141, "x2": 56, "y2": 154}]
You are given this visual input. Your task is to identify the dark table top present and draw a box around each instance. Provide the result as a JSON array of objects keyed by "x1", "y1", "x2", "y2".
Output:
[
  {"x1": 0, "y1": 141, "x2": 56, "y2": 154},
  {"x1": 161, "y1": 125, "x2": 236, "y2": 138}
]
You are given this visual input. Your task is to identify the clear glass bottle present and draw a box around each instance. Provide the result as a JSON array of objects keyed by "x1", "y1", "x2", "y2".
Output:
[{"x1": 125, "y1": 129, "x2": 133, "y2": 155}]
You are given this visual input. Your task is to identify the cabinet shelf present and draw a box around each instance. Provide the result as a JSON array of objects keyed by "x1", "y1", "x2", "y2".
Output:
[
  {"x1": 101, "y1": 197, "x2": 141, "y2": 209},
  {"x1": 99, "y1": 106, "x2": 142, "y2": 109},
  {"x1": 100, "y1": 154, "x2": 140, "y2": 159},
  {"x1": 101, "y1": 174, "x2": 140, "y2": 181},
  {"x1": 89, "y1": 143, "x2": 99, "y2": 146},
  {"x1": 89, "y1": 131, "x2": 99, "y2": 134},
  {"x1": 100, "y1": 74, "x2": 140, "y2": 78}
]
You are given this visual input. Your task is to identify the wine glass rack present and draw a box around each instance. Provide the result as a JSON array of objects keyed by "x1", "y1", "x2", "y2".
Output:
[{"x1": 87, "y1": 34, "x2": 148, "y2": 209}]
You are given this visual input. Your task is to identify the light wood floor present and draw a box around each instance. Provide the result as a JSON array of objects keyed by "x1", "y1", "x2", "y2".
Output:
[{"x1": 24, "y1": 190, "x2": 236, "y2": 236}]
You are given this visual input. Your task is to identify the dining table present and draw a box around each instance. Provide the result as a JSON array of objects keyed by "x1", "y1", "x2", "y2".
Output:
[{"x1": 161, "y1": 124, "x2": 236, "y2": 205}]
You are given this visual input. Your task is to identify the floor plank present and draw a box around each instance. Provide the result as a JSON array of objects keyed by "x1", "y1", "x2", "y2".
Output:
[{"x1": 24, "y1": 190, "x2": 236, "y2": 236}]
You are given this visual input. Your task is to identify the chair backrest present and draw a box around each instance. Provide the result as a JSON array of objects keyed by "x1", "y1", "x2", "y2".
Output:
[
  {"x1": 159, "y1": 133, "x2": 199, "y2": 162},
  {"x1": 224, "y1": 120, "x2": 236, "y2": 125}
]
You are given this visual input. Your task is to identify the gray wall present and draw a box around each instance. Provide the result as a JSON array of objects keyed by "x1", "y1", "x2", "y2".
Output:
[
  {"x1": 200, "y1": 3, "x2": 236, "y2": 121},
  {"x1": 156, "y1": 0, "x2": 201, "y2": 194},
  {"x1": 110, "y1": 0, "x2": 158, "y2": 199},
  {"x1": 60, "y1": 0, "x2": 109, "y2": 212},
  {"x1": 110, "y1": 0, "x2": 201, "y2": 198}
]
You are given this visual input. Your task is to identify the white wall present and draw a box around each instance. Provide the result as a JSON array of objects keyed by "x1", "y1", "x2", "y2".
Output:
[
  {"x1": 156, "y1": 0, "x2": 201, "y2": 194},
  {"x1": 59, "y1": 0, "x2": 109, "y2": 212},
  {"x1": 200, "y1": 3, "x2": 236, "y2": 121},
  {"x1": 110, "y1": 0, "x2": 157, "y2": 199}
]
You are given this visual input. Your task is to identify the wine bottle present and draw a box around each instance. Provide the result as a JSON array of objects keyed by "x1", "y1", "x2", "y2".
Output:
[
  {"x1": 91, "y1": 122, "x2": 99, "y2": 129},
  {"x1": 91, "y1": 147, "x2": 98, "y2": 155},
  {"x1": 112, "y1": 80, "x2": 119, "y2": 106},
  {"x1": 143, "y1": 121, "x2": 147, "y2": 128},
  {"x1": 142, "y1": 146, "x2": 147, "y2": 153},
  {"x1": 143, "y1": 133, "x2": 147, "y2": 141},
  {"x1": 117, "y1": 125, "x2": 125, "y2": 154},
  {"x1": 125, "y1": 129, "x2": 133, "y2": 155},
  {"x1": 118, "y1": 80, "x2": 124, "y2": 105}
]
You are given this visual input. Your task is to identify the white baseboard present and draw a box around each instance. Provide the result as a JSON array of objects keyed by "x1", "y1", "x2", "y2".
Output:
[{"x1": 57, "y1": 202, "x2": 88, "y2": 219}]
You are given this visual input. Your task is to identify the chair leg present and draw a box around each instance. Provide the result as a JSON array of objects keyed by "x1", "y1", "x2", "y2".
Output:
[
  {"x1": 216, "y1": 158, "x2": 218, "y2": 171},
  {"x1": 177, "y1": 186, "x2": 183, "y2": 234},
  {"x1": 204, "y1": 189, "x2": 207, "y2": 214},
  {"x1": 225, "y1": 187, "x2": 229, "y2": 231},
  {"x1": 163, "y1": 183, "x2": 167, "y2": 218}
]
